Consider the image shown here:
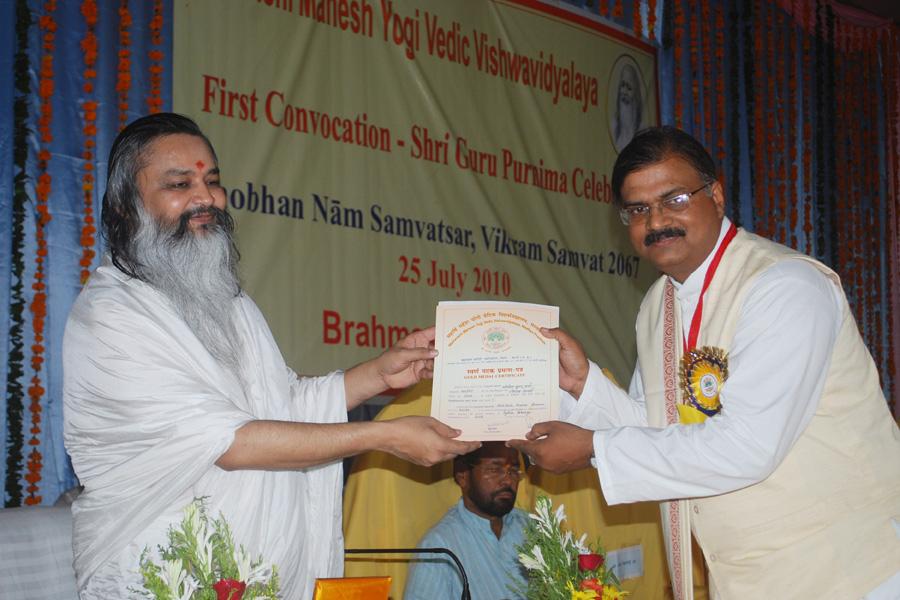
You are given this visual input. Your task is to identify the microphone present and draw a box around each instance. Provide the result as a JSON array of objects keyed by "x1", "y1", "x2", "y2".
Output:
[{"x1": 344, "y1": 547, "x2": 472, "y2": 600}]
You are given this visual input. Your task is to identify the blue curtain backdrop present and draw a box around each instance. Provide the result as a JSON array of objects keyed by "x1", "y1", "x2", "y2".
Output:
[
  {"x1": 2, "y1": 0, "x2": 897, "y2": 507},
  {"x1": 1, "y1": 0, "x2": 173, "y2": 506}
]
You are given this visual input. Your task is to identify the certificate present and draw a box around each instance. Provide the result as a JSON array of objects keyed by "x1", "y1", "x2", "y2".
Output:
[{"x1": 431, "y1": 301, "x2": 559, "y2": 441}]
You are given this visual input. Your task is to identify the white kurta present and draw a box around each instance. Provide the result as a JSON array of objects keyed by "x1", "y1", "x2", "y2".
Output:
[
  {"x1": 561, "y1": 218, "x2": 900, "y2": 597},
  {"x1": 63, "y1": 260, "x2": 347, "y2": 599}
]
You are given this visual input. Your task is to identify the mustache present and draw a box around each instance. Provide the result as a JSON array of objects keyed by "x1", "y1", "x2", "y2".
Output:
[
  {"x1": 644, "y1": 227, "x2": 686, "y2": 247},
  {"x1": 172, "y1": 206, "x2": 234, "y2": 239},
  {"x1": 493, "y1": 487, "x2": 515, "y2": 498}
]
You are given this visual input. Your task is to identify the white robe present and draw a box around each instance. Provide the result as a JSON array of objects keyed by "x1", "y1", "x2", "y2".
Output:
[{"x1": 63, "y1": 261, "x2": 346, "y2": 599}]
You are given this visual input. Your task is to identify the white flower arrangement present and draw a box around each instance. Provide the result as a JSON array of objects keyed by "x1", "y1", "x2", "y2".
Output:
[
  {"x1": 135, "y1": 498, "x2": 279, "y2": 600},
  {"x1": 515, "y1": 496, "x2": 626, "y2": 600}
]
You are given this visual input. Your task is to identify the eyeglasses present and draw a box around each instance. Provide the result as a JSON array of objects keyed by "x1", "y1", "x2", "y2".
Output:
[
  {"x1": 618, "y1": 183, "x2": 711, "y2": 226},
  {"x1": 475, "y1": 465, "x2": 524, "y2": 481}
]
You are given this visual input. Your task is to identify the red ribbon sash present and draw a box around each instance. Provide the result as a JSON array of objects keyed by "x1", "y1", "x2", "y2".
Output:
[{"x1": 682, "y1": 223, "x2": 738, "y2": 354}]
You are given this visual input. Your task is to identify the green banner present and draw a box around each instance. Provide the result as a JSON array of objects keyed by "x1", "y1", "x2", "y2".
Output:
[{"x1": 174, "y1": 0, "x2": 658, "y2": 384}]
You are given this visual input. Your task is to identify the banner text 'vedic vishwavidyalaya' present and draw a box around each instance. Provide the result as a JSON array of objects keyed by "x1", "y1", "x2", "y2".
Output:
[{"x1": 256, "y1": 0, "x2": 599, "y2": 112}]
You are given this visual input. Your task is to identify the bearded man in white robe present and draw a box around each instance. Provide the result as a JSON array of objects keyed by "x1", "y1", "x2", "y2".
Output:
[{"x1": 63, "y1": 113, "x2": 480, "y2": 599}]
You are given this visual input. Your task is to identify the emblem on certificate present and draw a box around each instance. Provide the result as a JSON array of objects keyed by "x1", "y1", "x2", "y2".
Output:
[{"x1": 679, "y1": 346, "x2": 728, "y2": 420}]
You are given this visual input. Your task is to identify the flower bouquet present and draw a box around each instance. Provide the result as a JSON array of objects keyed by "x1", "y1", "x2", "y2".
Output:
[
  {"x1": 515, "y1": 496, "x2": 626, "y2": 600},
  {"x1": 135, "y1": 498, "x2": 279, "y2": 600}
]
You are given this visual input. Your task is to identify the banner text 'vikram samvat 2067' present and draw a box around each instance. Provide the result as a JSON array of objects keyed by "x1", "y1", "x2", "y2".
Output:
[{"x1": 174, "y1": 0, "x2": 658, "y2": 383}]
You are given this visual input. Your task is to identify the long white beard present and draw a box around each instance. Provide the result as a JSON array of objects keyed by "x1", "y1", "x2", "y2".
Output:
[{"x1": 130, "y1": 207, "x2": 244, "y2": 374}]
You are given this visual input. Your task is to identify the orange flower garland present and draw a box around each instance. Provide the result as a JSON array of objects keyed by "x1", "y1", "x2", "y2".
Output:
[
  {"x1": 647, "y1": 0, "x2": 656, "y2": 41},
  {"x1": 117, "y1": 0, "x2": 132, "y2": 129},
  {"x1": 774, "y1": 7, "x2": 787, "y2": 245},
  {"x1": 866, "y1": 41, "x2": 882, "y2": 373},
  {"x1": 787, "y1": 17, "x2": 798, "y2": 249},
  {"x1": 801, "y1": 2, "x2": 813, "y2": 255},
  {"x1": 752, "y1": 0, "x2": 765, "y2": 234},
  {"x1": 689, "y1": 1, "x2": 700, "y2": 134},
  {"x1": 701, "y1": 0, "x2": 712, "y2": 143},
  {"x1": 847, "y1": 36, "x2": 862, "y2": 324},
  {"x1": 27, "y1": 0, "x2": 58, "y2": 506},
  {"x1": 147, "y1": 0, "x2": 164, "y2": 114},
  {"x1": 714, "y1": 3, "x2": 725, "y2": 171},
  {"x1": 673, "y1": 0, "x2": 683, "y2": 128},
  {"x1": 765, "y1": 1, "x2": 776, "y2": 240},
  {"x1": 889, "y1": 29, "x2": 900, "y2": 413},
  {"x1": 80, "y1": 0, "x2": 98, "y2": 285},
  {"x1": 633, "y1": 0, "x2": 642, "y2": 38}
]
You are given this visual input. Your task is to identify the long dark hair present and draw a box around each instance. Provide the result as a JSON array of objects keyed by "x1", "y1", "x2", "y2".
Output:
[
  {"x1": 101, "y1": 113, "x2": 218, "y2": 278},
  {"x1": 611, "y1": 126, "x2": 717, "y2": 207}
]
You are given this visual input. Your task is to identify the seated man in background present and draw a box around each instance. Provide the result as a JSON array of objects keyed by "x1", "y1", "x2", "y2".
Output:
[
  {"x1": 404, "y1": 442, "x2": 528, "y2": 600},
  {"x1": 63, "y1": 113, "x2": 480, "y2": 599}
]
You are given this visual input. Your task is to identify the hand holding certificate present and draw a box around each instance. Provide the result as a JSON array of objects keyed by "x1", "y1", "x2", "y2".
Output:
[{"x1": 430, "y1": 301, "x2": 559, "y2": 441}]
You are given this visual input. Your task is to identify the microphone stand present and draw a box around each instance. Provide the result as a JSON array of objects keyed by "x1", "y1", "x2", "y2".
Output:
[{"x1": 345, "y1": 547, "x2": 472, "y2": 600}]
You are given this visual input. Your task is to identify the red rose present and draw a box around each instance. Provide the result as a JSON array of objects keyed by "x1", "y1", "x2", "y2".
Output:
[
  {"x1": 578, "y1": 553, "x2": 604, "y2": 571},
  {"x1": 213, "y1": 578, "x2": 246, "y2": 600},
  {"x1": 580, "y1": 577, "x2": 604, "y2": 593}
]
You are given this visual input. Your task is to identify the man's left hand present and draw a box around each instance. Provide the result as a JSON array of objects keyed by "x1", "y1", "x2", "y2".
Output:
[
  {"x1": 507, "y1": 421, "x2": 594, "y2": 474},
  {"x1": 377, "y1": 326, "x2": 437, "y2": 389},
  {"x1": 344, "y1": 326, "x2": 437, "y2": 409}
]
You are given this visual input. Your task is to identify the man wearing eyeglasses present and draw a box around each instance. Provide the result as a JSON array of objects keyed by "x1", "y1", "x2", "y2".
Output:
[
  {"x1": 510, "y1": 127, "x2": 900, "y2": 599},
  {"x1": 404, "y1": 442, "x2": 528, "y2": 600}
]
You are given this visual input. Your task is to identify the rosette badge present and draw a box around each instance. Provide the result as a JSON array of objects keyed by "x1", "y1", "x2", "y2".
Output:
[{"x1": 679, "y1": 346, "x2": 729, "y2": 424}]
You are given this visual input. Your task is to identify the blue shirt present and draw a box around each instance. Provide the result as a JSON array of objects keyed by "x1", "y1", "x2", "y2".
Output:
[{"x1": 403, "y1": 498, "x2": 528, "y2": 600}]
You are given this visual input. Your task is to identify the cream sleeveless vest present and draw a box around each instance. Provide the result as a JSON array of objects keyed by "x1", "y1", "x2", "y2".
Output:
[{"x1": 636, "y1": 228, "x2": 900, "y2": 599}]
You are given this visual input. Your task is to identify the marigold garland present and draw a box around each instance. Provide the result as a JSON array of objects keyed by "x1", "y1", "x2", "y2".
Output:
[
  {"x1": 867, "y1": 41, "x2": 880, "y2": 350},
  {"x1": 866, "y1": 41, "x2": 883, "y2": 374},
  {"x1": 846, "y1": 35, "x2": 861, "y2": 323},
  {"x1": 813, "y1": 0, "x2": 828, "y2": 262},
  {"x1": 834, "y1": 33, "x2": 848, "y2": 286},
  {"x1": 714, "y1": 2, "x2": 725, "y2": 171},
  {"x1": 801, "y1": 2, "x2": 813, "y2": 255},
  {"x1": 673, "y1": 0, "x2": 684, "y2": 128},
  {"x1": 765, "y1": 0, "x2": 776, "y2": 240},
  {"x1": 858, "y1": 38, "x2": 872, "y2": 329},
  {"x1": 689, "y1": 1, "x2": 701, "y2": 134},
  {"x1": 787, "y1": 16, "x2": 798, "y2": 249},
  {"x1": 774, "y1": 7, "x2": 787, "y2": 245},
  {"x1": 889, "y1": 29, "x2": 900, "y2": 412},
  {"x1": 27, "y1": 0, "x2": 58, "y2": 507},
  {"x1": 632, "y1": 0, "x2": 642, "y2": 38},
  {"x1": 700, "y1": 0, "x2": 712, "y2": 143},
  {"x1": 646, "y1": 0, "x2": 656, "y2": 40},
  {"x1": 727, "y1": 0, "x2": 741, "y2": 227},
  {"x1": 752, "y1": 0, "x2": 765, "y2": 234},
  {"x1": 117, "y1": 0, "x2": 132, "y2": 128},
  {"x1": 147, "y1": 0, "x2": 164, "y2": 114},
  {"x1": 738, "y1": 0, "x2": 755, "y2": 230},
  {"x1": 80, "y1": 0, "x2": 98, "y2": 285}
]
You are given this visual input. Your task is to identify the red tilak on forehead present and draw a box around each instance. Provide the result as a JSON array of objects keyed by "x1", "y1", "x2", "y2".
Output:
[{"x1": 196, "y1": 160, "x2": 205, "y2": 170}]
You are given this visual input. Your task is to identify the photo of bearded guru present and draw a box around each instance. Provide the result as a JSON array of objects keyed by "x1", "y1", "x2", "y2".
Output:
[{"x1": 644, "y1": 226, "x2": 686, "y2": 247}]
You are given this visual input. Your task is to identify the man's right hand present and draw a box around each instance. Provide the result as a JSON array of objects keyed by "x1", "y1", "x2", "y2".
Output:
[
  {"x1": 380, "y1": 416, "x2": 481, "y2": 466},
  {"x1": 540, "y1": 328, "x2": 589, "y2": 398}
]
